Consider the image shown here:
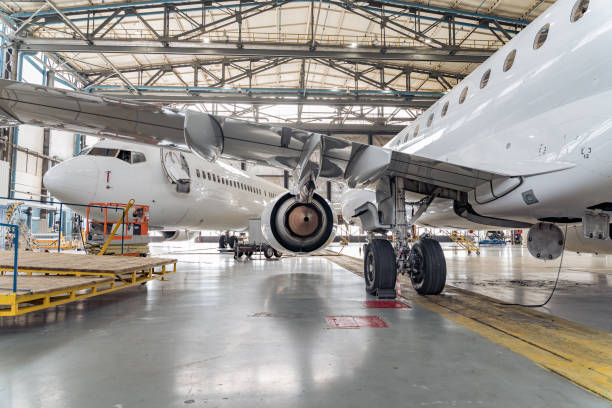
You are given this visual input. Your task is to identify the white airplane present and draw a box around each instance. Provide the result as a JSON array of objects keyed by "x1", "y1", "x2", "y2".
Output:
[
  {"x1": 42, "y1": 139, "x2": 286, "y2": 246},
  {"x1": 0, "y1": 0, "x2": 606, "y2": 298}
]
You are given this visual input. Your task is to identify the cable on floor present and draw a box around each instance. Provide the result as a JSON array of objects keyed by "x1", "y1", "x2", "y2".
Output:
[{"x1": 498, "y1": 223, "x2": 568, "y2": 308}]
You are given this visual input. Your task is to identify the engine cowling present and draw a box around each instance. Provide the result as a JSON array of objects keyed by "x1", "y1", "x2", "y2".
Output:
[
  {"x1": 160, "y1": 230, "x2": 196, "y2": 241},
  {"x1": 261, "y1": 192, "x2": 337, "y2": 254}
]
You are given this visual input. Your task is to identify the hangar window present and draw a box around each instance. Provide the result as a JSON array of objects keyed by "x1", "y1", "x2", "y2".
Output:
[
  {"x1": 459, "y1": 87, "x2": 468, "y2": 104},
  {"x1": 413, "y1": 125, "x2": 420, "y2": 138},
  {"x1": 89, "y1": 148, "x2": 118, "y2": 157},
  {"x1": 503, "y1": 50, "x2": 517, "y2": 72},
  {"x1": 441, "y1": 101, "x2": 449, "y2": 117},
  {"x1": 533, "y1": 24, "x2": 550, "y2": 50},
  {"x1": 427, "y1": 113, "x2": 434, "y2": 127},
  {"x1": 571, "y1": 0, "x2": 589, "y2": 22},
  {"x1": 196, "y1": 169, "x2": 201, "y2": 178},
  {"x1": 480, "y1": 69, "x2": 491, "y2": 89}
]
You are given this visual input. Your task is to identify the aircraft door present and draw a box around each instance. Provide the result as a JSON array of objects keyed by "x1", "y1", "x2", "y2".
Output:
[{"x1": 161, "y1": 149, "x2": 191, "y2": 193}]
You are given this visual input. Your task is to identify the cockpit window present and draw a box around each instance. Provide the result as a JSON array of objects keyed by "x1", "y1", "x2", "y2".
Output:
[
  {"x1": 89, "y1": 148, "x2": 118, "y2": 157},
  {"x1": 132, "y1": 152, "x2": 146, "y2": 163},
  {"x1": 117, "y1": 150, "x2": 131, "y2": 163},
  {"x1": 78, "y1": 147, "x2": 93, "y2": 156}
]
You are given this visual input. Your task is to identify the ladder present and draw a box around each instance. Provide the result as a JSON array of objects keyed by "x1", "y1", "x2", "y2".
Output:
[
  {"x1": 5, "y1": 202, "x2": 37, "y2": 250},
  {"x1": 444, "y1": 230, "x2": 480, "y2": 254}
]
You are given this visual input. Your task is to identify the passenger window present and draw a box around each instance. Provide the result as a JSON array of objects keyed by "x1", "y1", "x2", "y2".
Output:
[
  {"x1": 131, "y1": 152, "x2": 146, "y2": 163},
  {"x1": 427, "y1": 114, "x2": 434, "y2": 127},
  {"x1": 196, "y1": 169, "x2": 201, "y2": 178},
  {"x1": 480, "y1": 69, "x2": 491, "y2": 89},
  {"x1": 117, "y1": 150, "x2": 131, "y2": 163},
  {"x1": 533, "y1": 24, "x2": 550, "y2": 50},
  {"x1": 571, "y1": 0, "x2": 589, "y2": 22},
  {"x1": 441, "y1": 101, "x2": 449, "y2": 117},
  {"x1": 413, "y1": 125, "x2": 420, "y2": 138},
  {"x1": 459, "y1": 87, "x2": 468, "y2": 104},
  {"x1": 207, "y1": 172, "x2": 211, "y2": 180},
  {"x1": 503, "y1": 50, "x2": 517, "y2": 72},
  {"x1": 212, "y1": 174, "x2": 216, "y2": 182}
]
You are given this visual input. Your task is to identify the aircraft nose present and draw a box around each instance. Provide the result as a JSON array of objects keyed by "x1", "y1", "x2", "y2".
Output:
[{"x1": 43, "y1": 157, "x2": 99, "y2": 204}]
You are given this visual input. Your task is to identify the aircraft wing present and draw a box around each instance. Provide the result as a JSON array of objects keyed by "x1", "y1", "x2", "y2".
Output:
[{"x1": 0, "y1": 79, "x2": 569, "y2": 200}]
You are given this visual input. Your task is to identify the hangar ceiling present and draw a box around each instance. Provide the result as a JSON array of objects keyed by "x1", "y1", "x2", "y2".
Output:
[{"x1": 0, "y1": 0, "x2": 556, "y2": 126}]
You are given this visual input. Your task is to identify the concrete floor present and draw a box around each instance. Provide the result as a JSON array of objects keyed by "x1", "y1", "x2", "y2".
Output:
[
  {"x1": 0, "y1": 244, "x2": 610, "y2": 407},
  {"x1": 335, "y1": 243, "x2": 612, "y2": 332}
]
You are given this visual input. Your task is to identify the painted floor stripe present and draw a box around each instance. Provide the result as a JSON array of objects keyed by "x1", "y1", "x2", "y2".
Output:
[{"x1": 324, "y1": 254, "x2": 612, "y2": 401}]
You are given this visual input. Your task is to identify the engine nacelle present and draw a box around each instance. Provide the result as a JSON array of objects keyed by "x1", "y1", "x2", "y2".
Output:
[
  {"x1": 261, "y1": 192, "x2": 336, "y2": 254},
  {"x1": 160, "y1": 230, "x2": 197, "y2": 241}
]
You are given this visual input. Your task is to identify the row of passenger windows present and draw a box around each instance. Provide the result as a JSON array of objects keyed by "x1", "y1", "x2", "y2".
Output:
[
  {"x1": 401, "y1": 0, "x2": 590, "y2": 145},
  {"x1": 194, "y1": 168, "x2": 275, "y2": 198}
]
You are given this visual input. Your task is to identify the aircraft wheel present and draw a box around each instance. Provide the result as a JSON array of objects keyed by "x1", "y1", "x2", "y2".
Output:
[
  {"x1": 263, "y1": 245, "x2": 275, "y2": 259},
  {"x1": 364, "y1": 239, "x2": 397, "y2": 295},
  {"x1": 273, "y1": 250, "x2": 282, "y2": 258},
  {"x1": 228, "y1": 236, "x2": 237, "y2": 249},
  {"x1": 234, "y1": 251, "x2": 244, "y2": 259},
  {"x1": 219, "y1": 235, "x2": 227, "y2": 249},
  {"x1": 408, "y1": 238, "x2": 446, "y2": 295},
  {"x1": 246, "y1": 250, "x2": 253, "y2": 259}
]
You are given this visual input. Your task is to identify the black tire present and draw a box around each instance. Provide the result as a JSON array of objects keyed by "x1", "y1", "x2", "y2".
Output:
[
  {"x1": 364, "y1": 239, "x2": 397, "y2": 295},
  {"x1": 273, "y1": 249, "x2": 282, "y2": 258},
  {"x1": 218, "y1": 235, "x2": 227, "y2": 248},
  {"x1": 228, "y1": 236, "x2": 237, "y2": 249},
  {"x1": 246, "y1": 250, "x2": 253, "y2": 259},
  {"x1": 409, "y1": 238, "x2": 446, "y2": 295},
  {"x1": 263, "y1": 245, "x2": 274, "y2": 259}
]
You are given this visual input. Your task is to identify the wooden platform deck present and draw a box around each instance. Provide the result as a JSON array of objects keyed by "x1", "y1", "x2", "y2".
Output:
[
  {"x1": 0, "y1": 251, "x2": 177, "y2": 316},
  {"x1": 0, "y1": 275, "x2": 112, "y2": 295},
  {"x1": 0, "y1": 251, "x2": 175, "y2": 276}
]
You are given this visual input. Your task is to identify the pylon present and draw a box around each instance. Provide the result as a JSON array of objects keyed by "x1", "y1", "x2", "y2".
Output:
[{"x1": 395, "y1": 277, "x2": 401, "y2": 298}]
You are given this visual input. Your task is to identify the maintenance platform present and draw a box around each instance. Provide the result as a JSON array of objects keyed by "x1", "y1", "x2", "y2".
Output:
[{"x1": 0, "y1": 251, "x2": 176, "y2": 316}]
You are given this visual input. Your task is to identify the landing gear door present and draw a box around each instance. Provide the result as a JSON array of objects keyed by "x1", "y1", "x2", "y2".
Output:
[{"x1": 161, "y1": 148, "x2": 191, "y2": 193}]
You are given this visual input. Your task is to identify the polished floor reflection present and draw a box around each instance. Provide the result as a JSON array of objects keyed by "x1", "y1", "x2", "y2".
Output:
[
  {"x1": 0, "y1": 243, "x2": 609, "y2": 407},
  {"x1": 334, "y1": 243, "x2": 612, "y2": 332}
]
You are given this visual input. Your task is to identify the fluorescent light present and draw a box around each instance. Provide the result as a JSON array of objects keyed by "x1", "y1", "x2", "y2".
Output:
[
  {"x1": 349, "y1": 42, "x2": 357, "y2": 48},
  {"x1": 424, "y1": 38, "x2": 432, "y2": 44},
  {"x1": 202, "y1": 37, "x2": 210, "y2": 43}
]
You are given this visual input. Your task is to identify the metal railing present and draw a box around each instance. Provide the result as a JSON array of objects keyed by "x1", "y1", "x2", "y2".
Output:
[
  {"x1": 0, "y1": 222, "x2": 19, "y2": 293},
  {"x1": 0, "y1": 196, "x2": 127, "y2": 254}
]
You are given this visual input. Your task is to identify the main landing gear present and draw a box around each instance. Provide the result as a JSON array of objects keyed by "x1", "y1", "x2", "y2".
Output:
[
  {"x1": 218, "y1": 234, "x2": 238, "y2": 249},
  {"x1": 357, "y1": 177, "x2": 447, "y2": 298},
  {"x1": 364, "y1": 237, "x2": 446, "y2": 297}
]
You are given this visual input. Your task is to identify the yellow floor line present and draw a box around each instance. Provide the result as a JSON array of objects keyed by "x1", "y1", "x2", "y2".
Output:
[{"x1": 324, "y1": 255, "x2": 612, "y2": 401}]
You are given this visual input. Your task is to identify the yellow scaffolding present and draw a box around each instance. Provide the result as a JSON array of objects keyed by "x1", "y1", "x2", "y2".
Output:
[
  {"x1": 444, "y1": 230, "x2": 480, "y2": 254},
  {"x1": 0, "y1": 261, "x2": 176, "y2": 316}
]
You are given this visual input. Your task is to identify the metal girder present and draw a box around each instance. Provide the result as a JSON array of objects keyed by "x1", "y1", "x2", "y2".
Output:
[
  {"x1": 100, "y1": 93, "x2": 437, "y2": 108},
  {"x1": 74, "y1": 56, "x2": 466, "y2": 81},
  {"x1": 18, "y1": 40, "x2": 493, "y2": 62},
  {"x1": 10, "y1": 0, "x2": 528, "y2": 31}
]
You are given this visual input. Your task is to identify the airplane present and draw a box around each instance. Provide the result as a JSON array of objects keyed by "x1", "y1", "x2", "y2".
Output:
[
  {"x1": 42, "y1": 138, "x2": 286, "y2": 249},
  {"x1": 0, "y1": 0, "x2": 606, "y2": 298}
]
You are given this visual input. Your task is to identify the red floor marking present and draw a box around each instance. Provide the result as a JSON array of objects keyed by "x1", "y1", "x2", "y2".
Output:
[
  {"x1": 326, "y1": 316, "x2": 388, "y2": 329},
  {"x1": 363, "y1": 300, "x2": 411, "y2": 309}
]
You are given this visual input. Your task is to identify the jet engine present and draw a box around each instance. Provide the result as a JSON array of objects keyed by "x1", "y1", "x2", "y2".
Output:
[
  {"x1": 261, "y1": 192, "x2": 336, "y2": 254},
  {"x1": 160, "y1": 230, "x2": 196, "y2": 241}
]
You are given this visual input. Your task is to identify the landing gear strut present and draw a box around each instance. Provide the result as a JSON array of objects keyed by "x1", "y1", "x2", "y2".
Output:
[{"x1": 357, "y1": 177, "x2": 447, "y2": 297}]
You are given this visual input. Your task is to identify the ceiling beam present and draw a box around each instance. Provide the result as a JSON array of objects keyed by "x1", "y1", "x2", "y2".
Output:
[{"x1": 18, "y1": 40, "x2": 493, "y2": 62}]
